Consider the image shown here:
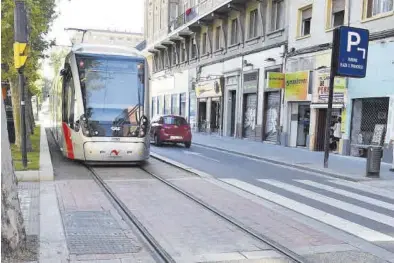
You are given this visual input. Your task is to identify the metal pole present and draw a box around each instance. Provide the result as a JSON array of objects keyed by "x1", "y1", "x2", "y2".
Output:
[
  {"x1": 323, "y1": 28, "x2": 340, "y2": 168},
  {"x1": 19, "y1": 69, "x2": 27, "y2": 168}
]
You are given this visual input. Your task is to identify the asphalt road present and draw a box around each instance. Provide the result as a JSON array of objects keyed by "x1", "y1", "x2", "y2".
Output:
[{"x1": 151, "y1": 143, "x2": 394, "y2": 252}]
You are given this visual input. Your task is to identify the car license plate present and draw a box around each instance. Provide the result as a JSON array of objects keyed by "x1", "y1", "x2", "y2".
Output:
[{"x1": 170, "y1": 136, "x2": 182, "y2": 140}]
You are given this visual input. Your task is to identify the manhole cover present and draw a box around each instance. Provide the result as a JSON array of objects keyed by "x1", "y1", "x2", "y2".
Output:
[{"x1": 62, "y1": 211, "x2": 142, "y2": 255}]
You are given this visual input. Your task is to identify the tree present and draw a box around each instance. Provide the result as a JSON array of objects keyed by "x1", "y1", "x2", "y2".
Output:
[
  {"x1": 1, "y1": 99, "x2": 26, "y2": 260},
  {"x1": 1, "y1": 0, "x2": 56, "y2": 149},
  {"x1": 49, "y1": 48, "x2": 68, "y2": 75}
]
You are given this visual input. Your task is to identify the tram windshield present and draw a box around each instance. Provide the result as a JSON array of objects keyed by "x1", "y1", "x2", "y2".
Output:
[{"x1": 76, "y1": 54, "x2": 145, "y2": 137}]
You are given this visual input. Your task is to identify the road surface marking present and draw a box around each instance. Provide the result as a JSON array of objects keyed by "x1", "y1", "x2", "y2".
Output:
[
  {"x1": 183, "y1": 150, "x2": 220, "y2": 162},
  {"x1": 259, "y1": 179, "x2": 394, "y2": 227},
  {"x1": 221, "y1": 178, "x2": 394, "y2": 242},
  {"x1": 329, "y1": 180, "x2": 394, "y2": 200},
  {"x1": 296, "y1": 180, "x2": 394, "y2": 211}
]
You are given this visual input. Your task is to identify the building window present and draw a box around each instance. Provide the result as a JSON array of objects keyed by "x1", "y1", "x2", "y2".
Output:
[
  {"x1": 191, "y1": 37, "x2": 197, "y2": 58},
  {"x1": 230, "y1": 18, "x2": 238, "y2": 45},
  {"x1": 249, "y1": 9, "x2": 258, "y2": 39},
  {"x1": 152, "y1": 97, "x2": 157, "y2": 117},
  {"x1": 202, "y1": 32, "x2": 208, "y2": 54},
  {"x1": 364, "y1": 0, "x2": 393, "y2": 18},
  {"x1": 299, "y1": 6, "x2": 312, "y2": 37},
  {"x1": 327, "y1": 0, "x2": 345, "y2": 28},
  {"x1": 171, "y1": 94, "x2": 179, "y2": 114},
  {"x1": 157, "y1": 96, "x2": 161, "y2": 115},
  {"x1": 164, "y1": 94, "x2": 171, "y2": 114},
  {"x1": 180, "y1": 93, "x2": 186, "y2": 117},
  {"x1": 181, "y1": 42, "x2": 186, "y2": 62},
  {"x1": 215, "y1": 26, "x2": 221, "y2": 50},
  {"x1": 271, "y1": 0, "x2": 284, "y2": 31},
  {"x1": 172, "y1": 46, "x2": 177, "y2": 65}
]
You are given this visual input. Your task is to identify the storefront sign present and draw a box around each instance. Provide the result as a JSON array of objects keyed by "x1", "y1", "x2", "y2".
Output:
[
  {"x1": 267, "y1": 72, "x2": 285, "y2": 89},
  {"x1": 316, "y1": 69, "x2": 346, "y2": 103},
  {"x1": 195, "y1": 80, "x2": 222, "y2": 98},
  {"x1": 284, "y1": 71, "x2": 309, "y2": 101}
]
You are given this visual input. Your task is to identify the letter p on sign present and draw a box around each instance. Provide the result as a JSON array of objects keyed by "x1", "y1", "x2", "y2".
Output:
[{"x1": 347, "y1": 32, "x2": 361, "y2": 52}]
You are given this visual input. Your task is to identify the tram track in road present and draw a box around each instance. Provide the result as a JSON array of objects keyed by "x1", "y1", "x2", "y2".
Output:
[
  {"x1": 86, "y1": 160, "x2": 310, "y2": 263},
  {"x1": 85, "y1": 164, "x2": 176, "y2": 263}
]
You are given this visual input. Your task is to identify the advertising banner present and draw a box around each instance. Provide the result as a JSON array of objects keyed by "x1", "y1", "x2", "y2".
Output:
[
  {"x1": 316, "y1": 69, "x2": 346, "y2": 103},
  {"x1": 195, "y1": 80, "x2": 222, "y2": 98},
  {"x1": 267, "y1": 72, "x2": 285, "y2": 89},
  {"x1": 284, "y1": 71, "x2": 309, "y2": 101}
]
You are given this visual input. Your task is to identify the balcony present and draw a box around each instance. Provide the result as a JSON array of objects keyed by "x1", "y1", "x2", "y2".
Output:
[{"x1": 168, "y1": 0, "x2": 230, "y2": 33}]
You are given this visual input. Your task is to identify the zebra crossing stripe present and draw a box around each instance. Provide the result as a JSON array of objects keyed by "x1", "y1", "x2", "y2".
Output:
[
  {"x1": 259, "y1": 179, "x2": 394, "y2": 227},
  {"x1": 296, "y1": 180, "x2": 394, "y2": 211},
  {"x1": 221, "y1": 178, "x2": 394, "y2": 242},
  {"x1": 329, "y1": 180, "x2": 394, "y2": 200}
]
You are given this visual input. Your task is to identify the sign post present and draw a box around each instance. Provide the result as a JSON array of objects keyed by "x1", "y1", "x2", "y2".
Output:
[
  {"x1": 324, "y1": 26, "x2": 369, "y2": 168},
  {"x1": 14, "y1": 0, "x2": 29, "y2": 169}
]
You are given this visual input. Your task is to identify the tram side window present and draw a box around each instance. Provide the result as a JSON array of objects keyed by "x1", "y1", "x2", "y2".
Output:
[{"x1": 62, "y1": 67, "x2": 76, "y2": 129}]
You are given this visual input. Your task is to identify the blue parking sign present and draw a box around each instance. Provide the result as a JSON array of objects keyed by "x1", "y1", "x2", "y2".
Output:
[{"x1": 336, "y1": 26, "x2": 369, "y2": 78}]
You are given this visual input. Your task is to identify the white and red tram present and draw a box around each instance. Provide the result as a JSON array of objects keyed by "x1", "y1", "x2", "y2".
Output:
[{"x1": 49, "y1": 44, "x2": 150, "y2": 164}]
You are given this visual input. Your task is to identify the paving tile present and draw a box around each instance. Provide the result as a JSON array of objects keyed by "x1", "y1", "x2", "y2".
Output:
[
  {"x1": 170, "y1": 178, "x2": 342, "y2": 249},
  {"x1": 106, "y1": 179, "x2": 269, "y2": 258}
]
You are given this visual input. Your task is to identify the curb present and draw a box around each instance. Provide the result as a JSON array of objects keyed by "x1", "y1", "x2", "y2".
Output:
[{"x1": 192, "y1": 142, "x2": 372, "y2": 182}]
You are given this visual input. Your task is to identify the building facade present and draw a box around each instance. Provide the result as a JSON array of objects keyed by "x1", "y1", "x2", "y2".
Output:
[
  {"x1": 71, "y1": 29, "x2": 144, "y2": 48},
  {"x1": 143, "y1": 0, "x2": 394, "y2": 163}
]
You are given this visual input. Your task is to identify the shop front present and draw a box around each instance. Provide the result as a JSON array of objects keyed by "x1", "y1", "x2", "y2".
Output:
[
  {"x1": 344, "y1": 40, "x2": 394, "y2": 164},
  {"x1": 284, "y1": 71, "x2": 311, "y2": 148},
  {"x1": 263, "y1": 71, "x2": 284, "y2": 143},
  {"x1": 311, "y1": 69, "x2": 346, "y2": 152},
  {"x1": 195, "y1": 79, "x2": 223, "y2": 134},
  {"x1": 242, "y1": 71, "x2": 259, "y2": 139},
  {"x1": 223, "y1": 73, "x2": 239, "y2": 137}
]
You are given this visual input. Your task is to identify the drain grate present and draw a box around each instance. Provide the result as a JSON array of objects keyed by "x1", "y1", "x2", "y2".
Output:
[{"x1": 62, "y1": 211, "x2": 142, "y2": 255}]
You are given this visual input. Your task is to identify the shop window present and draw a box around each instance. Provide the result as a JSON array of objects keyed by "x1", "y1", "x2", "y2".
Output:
[
  {"x1": 230, "y1": 18, "x2": 238, "y2": 45},
  {"x1": 248, "y1": 9, "x2": 258, "y2": 39},
  {"x1": 298, "y1": 5, "x2": 312, "y2": 37},
  {"x1": 350, "y1": 97, "x2": 389, "y2": 156},
  {"x1": 157, "y1": 95, "x2": 162, "y2": 115},
  {"x1": 152, "y1": 97, "x2": 157, "y2": 117},
  {"x1": 271, "y1": 0, "x2": 285, "y2": 31},
  {"x1": 364, "y1": 0, "x2": 393, "y2": 19},
  {"x1": 171, "y1": 94, "x2": 179, "y2": 114},
  {"x1": 326, "y1": 0, "x2": 345, "y2": 29},
  {"x1": 164, "y1": 94, "x2": 171, "y2": 114},
  {"x1": 180, "y1": 93, "x2": 186, "y2": 117}
]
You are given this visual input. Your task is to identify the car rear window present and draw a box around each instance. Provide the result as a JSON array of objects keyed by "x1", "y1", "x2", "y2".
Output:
[{"x1": 163, "y1": 116, "x2": 188, "y2": 125}]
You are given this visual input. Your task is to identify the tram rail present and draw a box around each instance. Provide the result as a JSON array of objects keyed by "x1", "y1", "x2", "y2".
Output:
[{"x1": 86, "y1": 160, "x2": 310, "y2": 263}]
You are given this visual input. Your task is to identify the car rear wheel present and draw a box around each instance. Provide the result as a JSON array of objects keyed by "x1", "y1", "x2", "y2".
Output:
[
  {"x1": 184, "y1": 141, "x2": 191, "y2": 148},
  {"x1": 155, "y1": 134, "x2": 162, "y2": 146}
]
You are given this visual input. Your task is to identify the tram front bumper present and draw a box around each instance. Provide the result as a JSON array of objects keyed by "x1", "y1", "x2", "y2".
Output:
[{"x1": 83, "y1": 141, "x2": 149, "y2": 162}]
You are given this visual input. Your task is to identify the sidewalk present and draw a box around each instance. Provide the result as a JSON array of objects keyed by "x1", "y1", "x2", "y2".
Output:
[{"x1": 191, "y1": 133, "x2": 394, "y2": 182}]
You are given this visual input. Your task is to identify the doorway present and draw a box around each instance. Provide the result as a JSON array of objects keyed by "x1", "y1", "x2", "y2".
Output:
[
  {"x1": 229, "y1": 90, "x2": 236, "y2": 136},
  {"x1": 315, "y1": 108, "x2": 342, "y2": 151},
  {"x1": 211, "y1": 99, "x2": 221, "y2": 133},
  {"x1": 198, "y1": 101, "x2": 207, "y2": 132},
  {"x1": 243, "y1": 93, "x2": 257, "y2": 138},
  {"x1": 296, "y1": 105, "x2": 310, "y2": 147}
]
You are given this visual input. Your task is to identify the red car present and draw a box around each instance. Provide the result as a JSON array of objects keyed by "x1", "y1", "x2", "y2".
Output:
[{"x1": 150, "y1": 115, "x2": 192, "y2": 148}]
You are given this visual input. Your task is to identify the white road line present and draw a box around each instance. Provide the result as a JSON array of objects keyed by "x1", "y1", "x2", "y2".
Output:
[
  {"x1": 296, "y1": 180, "x2": 394, "y2": 211},
  {"x1": 221, "y1": 178, "x2": 394, "y2": 242},
  {"x1": 259, "y1": 179, "x2": 394, "y2": 227},
  {"x1": 183, "y1": 151, "x2": 220, "y2": 162},
  {"x1": 329, "y1": 180, "x2": 394, "y2": 200}
]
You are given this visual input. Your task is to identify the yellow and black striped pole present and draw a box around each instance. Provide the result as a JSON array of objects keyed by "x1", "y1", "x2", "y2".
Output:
[{"x1": 13, "y1": 0, "x2": 29, "y2": 168}]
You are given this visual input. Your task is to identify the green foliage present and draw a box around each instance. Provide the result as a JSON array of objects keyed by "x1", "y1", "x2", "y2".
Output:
[
  {"x1": 11, "y1": 125, "x2": 41, "y2": 171},
  {"x1": 1, "y1": 0, "x2": 57, "y2": 95},
  {"x1": 49, "y1": 48, "x2": 68, "y2": 75}
]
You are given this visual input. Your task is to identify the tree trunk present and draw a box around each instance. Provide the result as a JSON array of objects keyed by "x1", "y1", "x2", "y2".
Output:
[
  {"x1": 10, "y1": 80, "x2": 21, "y2": 147},
  {"x1": 1, "y1": 99, "x2": 27, "y2": 260},
  {"x1": 27, "y1": 91, "x2": 35, "y2": 132}
]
